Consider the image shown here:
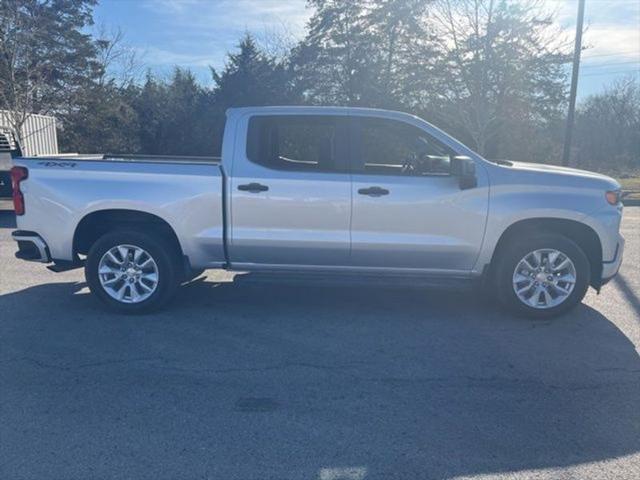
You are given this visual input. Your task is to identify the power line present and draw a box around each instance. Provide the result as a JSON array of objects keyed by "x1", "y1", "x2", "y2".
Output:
[
  {"x1": 581, "y1": 69, "x2": 640, "y2": 77},
  {"x1": 582, "y1": 50, "x2": 640, "y2": 59},
  {"x1": 581, "y1": 60, "x2": 640, "y2": 68}
]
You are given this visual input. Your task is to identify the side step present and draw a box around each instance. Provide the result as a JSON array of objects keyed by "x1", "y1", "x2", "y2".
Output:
[{"x1": 233, "y1": 271, "x2": 477, "y2": 290}]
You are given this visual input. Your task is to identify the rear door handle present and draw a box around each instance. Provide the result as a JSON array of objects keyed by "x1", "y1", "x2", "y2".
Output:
[
  {"x1": 358, "y1": 186, "x2": 390, "y2": 197},
  {"x1": 238, "y1": 182, "x2": 269, "y2": 193}
]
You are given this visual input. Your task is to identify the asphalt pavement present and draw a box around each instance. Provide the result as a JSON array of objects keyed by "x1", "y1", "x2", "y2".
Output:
[{"x1": 0, "y1": 208, "x2": 639, "y2": 480}]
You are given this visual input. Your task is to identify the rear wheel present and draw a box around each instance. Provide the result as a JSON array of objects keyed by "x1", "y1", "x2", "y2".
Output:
[
  {"x1": 86, "y1": 229, "x2": 179, "y2": 313},
  {"x1": 495, "y1": 233, "x2": 590, "y2": 318}
]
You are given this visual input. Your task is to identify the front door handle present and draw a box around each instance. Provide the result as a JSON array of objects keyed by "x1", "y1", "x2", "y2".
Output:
[
  {"x1": 238, "y1": 182, "x2": 269, "y2": 193},
  {"x1": 358, "y1": 186, "x2": 390, "y2": 197}
]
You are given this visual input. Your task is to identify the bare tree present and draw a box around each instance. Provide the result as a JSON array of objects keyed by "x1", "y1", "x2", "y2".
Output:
[
  {"x1": 256, "y1": 22, "x2": 298, "y2": 62},
  {"x1": 428, "y1": 0, "x2": 571, "y2": 157},
  {"x1": 93, "y1": 24, "x2": 144, "y2": 88},
  {"x1": 575, "y1": 77, "x2": 640, "y2": 173}
]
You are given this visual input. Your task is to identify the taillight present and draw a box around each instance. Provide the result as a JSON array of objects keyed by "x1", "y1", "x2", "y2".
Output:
[{"x1": 10, "y1": 166, "x2": 28, "y2": 215}]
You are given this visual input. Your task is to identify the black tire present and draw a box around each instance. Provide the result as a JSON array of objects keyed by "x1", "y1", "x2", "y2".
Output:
[
  {"x1": 494, "y1": 233, "x2": 590, "y2": 318},
  {"x1": 85, "y1": 229, "x2": 180, "y2": 313}
]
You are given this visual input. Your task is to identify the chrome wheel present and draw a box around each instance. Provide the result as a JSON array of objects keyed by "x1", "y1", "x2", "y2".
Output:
[
  {"x1": 98, "y1": 244, "x2": 159, "y2": 304},
  {"x1": 512, "y1": 249, "x2": 577, "y2": 309}
]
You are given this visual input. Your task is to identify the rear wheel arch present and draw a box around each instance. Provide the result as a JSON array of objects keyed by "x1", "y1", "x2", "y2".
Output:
[
  {"x1": 488, "y1": 218, "x2": 603, "y2": 288},
  {"x1": 73, "y1": 209, "x2": 184, "y2": 264}
]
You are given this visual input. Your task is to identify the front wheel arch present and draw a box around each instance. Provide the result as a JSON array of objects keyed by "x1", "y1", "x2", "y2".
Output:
[{"x1": 487, "y1": 218, "x2": 603, "y2": 288}]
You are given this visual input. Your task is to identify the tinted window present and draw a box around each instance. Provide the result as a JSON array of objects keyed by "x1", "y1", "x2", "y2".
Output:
[
  {"x1": 247, "y1": 116, "x2": 345, "y2": 172},
  {"x1": 355, "y1": 118, "x2": 454, "y2": 176}
]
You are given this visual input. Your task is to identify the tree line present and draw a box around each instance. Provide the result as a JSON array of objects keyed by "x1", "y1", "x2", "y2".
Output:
[{"x1": 1, "y1": 0, "x2": 638, "y2": 173}]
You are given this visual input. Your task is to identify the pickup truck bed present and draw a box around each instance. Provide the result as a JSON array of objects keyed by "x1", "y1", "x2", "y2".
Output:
[{"x1": 12, "y1": 154, "x2": 228, "y2": 269}]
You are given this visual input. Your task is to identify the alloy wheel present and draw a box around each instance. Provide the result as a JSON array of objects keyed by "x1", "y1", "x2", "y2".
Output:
[
  {"x1": 98, "y1": 244, "x2": 159, "y2": 304},
  {"x1": 512, "y1": 248, "x2": 577, "y2": 309}
]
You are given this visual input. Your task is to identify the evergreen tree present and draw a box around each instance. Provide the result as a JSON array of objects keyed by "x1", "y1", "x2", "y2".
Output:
[
  {"x1": 133, "y1": 68, "x2": 214, "y2": 155},
  {"x1": 212, "y1": 34, "x2": 297, "y2": 108},
  {"x1": 59, "y1": 82, "x2": 140, "y2": 154},
  {"x1": 293, "y1": 0, "x2": 373, "y2": 105},
  {"x1": 210, "y1": 34, "x2": 298, "y2": 152},
  {"x1": 363, "y1": 0, "x2": 437, "y2": 108}
]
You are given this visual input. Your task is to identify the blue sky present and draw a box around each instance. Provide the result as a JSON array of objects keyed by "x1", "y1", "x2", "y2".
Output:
[{"x1": 94, "y1": 0, "x2": 639, "y2": 99}]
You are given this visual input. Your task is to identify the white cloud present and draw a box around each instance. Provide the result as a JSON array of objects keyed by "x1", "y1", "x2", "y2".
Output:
[
  {"x1": 552, "y1": 0, "x2": 640, "y2": 62},
  {"x1": 139, "y1": 46, "x2": 215, "y2": 68},
  {"x1": 143, "y1": 0, "x2": 310, "y2": 36},
  {"x1": 582, "y1": 25, "x2": 640, "y2": 62},
  {"x1": 132, "y1": 0, "x2": 311, "y2": 71}
]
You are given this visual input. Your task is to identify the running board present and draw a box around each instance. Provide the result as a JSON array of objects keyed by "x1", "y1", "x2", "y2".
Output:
[{"x1": 233, "y1": 271, "x2": 477, "y2": 290}]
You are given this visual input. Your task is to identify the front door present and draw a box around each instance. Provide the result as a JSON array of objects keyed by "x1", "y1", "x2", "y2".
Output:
[
  {"x1": 349, "y1": 116, "x2": 489, "y2": 272},
  {"x1": 229, "y1": 114, "x2": 352, "y2": 267}
]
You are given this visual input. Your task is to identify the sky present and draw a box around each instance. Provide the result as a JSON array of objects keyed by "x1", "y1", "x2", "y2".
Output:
[{"x1": 94, "y1": 0, "x2": 640, "y2": 99}]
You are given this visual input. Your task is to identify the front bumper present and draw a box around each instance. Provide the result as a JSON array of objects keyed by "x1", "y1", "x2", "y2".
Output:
[
  {"x1": 601, "y1": 235, "x2": 624, "y2": 285},
  {"x1": 11, "y1": 230, "x2": 51, "y2": 263}
]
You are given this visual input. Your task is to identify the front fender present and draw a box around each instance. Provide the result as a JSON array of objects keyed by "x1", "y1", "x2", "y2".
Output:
[{"x1": 473, "y1": 187, "x2": 606, "y2": 273}]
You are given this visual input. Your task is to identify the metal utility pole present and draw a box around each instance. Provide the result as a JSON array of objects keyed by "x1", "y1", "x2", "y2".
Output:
[{"x1": 562, "y1": 0, "x2": 586, "y2": 166}]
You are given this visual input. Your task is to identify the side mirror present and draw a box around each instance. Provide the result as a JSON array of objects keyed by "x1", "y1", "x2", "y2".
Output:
[{"x1": 450, "y1": 156, "x2": 477, "y2": 190}]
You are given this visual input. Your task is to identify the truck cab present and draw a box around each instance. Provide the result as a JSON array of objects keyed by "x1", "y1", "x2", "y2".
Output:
[{"x1": 226, "y1": 107, "x2": 488, "y2": 272}]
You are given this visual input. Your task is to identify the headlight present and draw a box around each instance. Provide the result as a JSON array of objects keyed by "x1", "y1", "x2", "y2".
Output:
[{"x1": 605, "y1": 190, "x2": 621, "y2": 206}]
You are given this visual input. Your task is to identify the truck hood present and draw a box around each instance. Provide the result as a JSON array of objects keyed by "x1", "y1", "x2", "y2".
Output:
[{"x1": 506, "y1": 161, "x2": 621, "y2": 190}]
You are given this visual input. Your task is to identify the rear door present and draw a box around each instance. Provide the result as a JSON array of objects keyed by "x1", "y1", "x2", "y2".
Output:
[
  {"x1": 229, "y1": 114, "x2": 352, "y2": 267},
  {"x1": 349, "y1": 115, "x2": 488, "y2": 271}
]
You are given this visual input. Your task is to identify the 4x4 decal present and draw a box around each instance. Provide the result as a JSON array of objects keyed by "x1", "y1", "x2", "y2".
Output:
[{"x1": 38, "y1": 161, "x2": 77, "y2": 168}]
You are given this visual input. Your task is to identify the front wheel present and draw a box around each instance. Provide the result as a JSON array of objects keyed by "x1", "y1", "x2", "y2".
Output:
[
  {"x1": 85, "y1": 230, "x2": 179, "y2": 313},
  {"x1": 495, "y1": 233, "x2": 590, "y2": 318}
]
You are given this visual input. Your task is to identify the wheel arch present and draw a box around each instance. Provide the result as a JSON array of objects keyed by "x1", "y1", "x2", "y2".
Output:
[
  {"x1": 488, "y1": 218, "x2": 603, "y2": 288},
  {"x1": 73, "y1": 209, "x2": 184, "y2": 262}
]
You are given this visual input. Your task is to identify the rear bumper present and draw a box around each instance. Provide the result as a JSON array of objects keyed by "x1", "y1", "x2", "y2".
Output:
[
  {"x1": 601, "y1": 235, "x2": 624, "y2": 285},
  {"x1": 11, "y1": 230, "x2": 51, "y2": 263}
]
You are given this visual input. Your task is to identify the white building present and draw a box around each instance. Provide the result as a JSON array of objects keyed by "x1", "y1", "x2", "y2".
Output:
[{"x1": 0, "y1": 110, "x2": 59, "y2": 157}]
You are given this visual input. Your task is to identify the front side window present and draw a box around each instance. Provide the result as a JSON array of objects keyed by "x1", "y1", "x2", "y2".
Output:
[
  {"x1": 355, "y1": 117, "x2": 454, "y2": 176},
  {"x1": 247, "y1": 115, "x2": 345, "y2": 172}
]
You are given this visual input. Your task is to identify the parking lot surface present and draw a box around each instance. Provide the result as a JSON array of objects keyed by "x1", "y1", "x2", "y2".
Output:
[{"x1": 1, "y1": 208, "x2": 639, "y2": 480}]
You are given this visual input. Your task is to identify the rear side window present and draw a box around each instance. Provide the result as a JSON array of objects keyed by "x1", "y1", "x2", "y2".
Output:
[{"x1": 247, "y1": 115, "x2": 347, "y2": 172}]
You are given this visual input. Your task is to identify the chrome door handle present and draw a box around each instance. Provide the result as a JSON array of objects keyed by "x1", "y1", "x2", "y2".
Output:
[
  {"x1": 238, "y1": 182, "x2": 269, "y2": 193},
  {"x1": 358, "y1": 186, "x2": 390, "y2": 197}
]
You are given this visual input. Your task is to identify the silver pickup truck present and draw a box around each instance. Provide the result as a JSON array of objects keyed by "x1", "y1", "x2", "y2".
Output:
[{"x1": 10, "y1": 106, "x2": 624, "y2": 317}]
